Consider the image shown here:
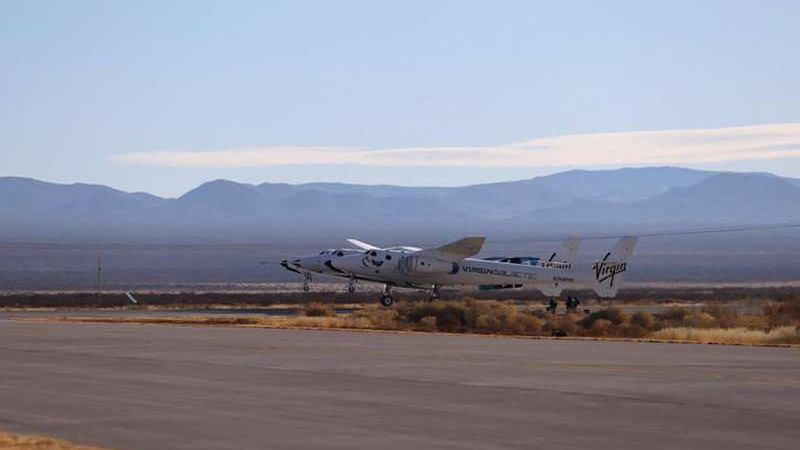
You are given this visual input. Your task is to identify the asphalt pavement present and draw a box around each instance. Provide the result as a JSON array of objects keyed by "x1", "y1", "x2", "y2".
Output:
[{"x1": 0, "y1": 319, "x2": 798, "y2": 449}]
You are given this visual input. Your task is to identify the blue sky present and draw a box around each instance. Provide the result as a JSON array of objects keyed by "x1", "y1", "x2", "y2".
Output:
[{"x1": 2, "y1": 0, "x2": 800, "y2": 197}]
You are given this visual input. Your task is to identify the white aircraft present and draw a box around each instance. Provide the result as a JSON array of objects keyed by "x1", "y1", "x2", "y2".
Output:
[
  {"x1": 282, "y1": 235, "x2": 636, "y2": 307},
  {"x1": 282, "y1": 237, "x2": 576, "y2": 293}
]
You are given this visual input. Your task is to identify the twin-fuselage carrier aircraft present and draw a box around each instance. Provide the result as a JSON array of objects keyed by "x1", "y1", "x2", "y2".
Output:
[{"x1": 281, "y1": 236, "x2": 637, "y2": 307}]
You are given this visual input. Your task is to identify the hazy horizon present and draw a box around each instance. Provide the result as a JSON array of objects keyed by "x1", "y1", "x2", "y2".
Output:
[{"x1": 6, "y1": 164, "x2": 799, "y2": 199}]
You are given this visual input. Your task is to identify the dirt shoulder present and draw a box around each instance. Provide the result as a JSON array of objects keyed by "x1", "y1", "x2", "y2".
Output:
[{"x1": 0, "y1": 432, "x2": 110, "y2": 450}]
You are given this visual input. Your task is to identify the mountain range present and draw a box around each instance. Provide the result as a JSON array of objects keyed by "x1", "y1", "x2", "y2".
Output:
[{"x1": 3, "y1": 167, "x2": 800, "y2": 229}]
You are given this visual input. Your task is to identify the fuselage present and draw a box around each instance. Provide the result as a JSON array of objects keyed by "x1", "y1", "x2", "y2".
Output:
[{"x1": 328, "y1": 248, "x2": 590, "y2": 290}]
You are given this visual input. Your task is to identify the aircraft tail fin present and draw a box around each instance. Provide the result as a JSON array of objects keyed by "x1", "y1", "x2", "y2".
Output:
[
  {"x1": 591, "y1": 236, "x2": 637, "y2": 298},
  {"x1": 549, "y1": 236, "x2": 581, "y2": 263}
]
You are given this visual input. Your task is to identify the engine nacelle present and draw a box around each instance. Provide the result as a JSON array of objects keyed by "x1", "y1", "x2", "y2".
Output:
[{"x1": 399, "y1": 255, "x2": 458, "y2": 275}]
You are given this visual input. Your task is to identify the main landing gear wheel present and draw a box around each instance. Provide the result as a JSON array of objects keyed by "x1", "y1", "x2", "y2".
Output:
[
  {"x1": 380, "y1": 284, "x2": 394, "y2": 307},
  {"x1": 347, "y1": 276, "x2": 356, "y2": 293},
  {"x1": 428, "y1": 284, "x2": 441, "y2": 302},
  {"x1": 565, "y1": 294, "x2": 581, "y2": 313},
  {"x1": 302, "y1": 273, "x2": 312, "y2": 292}
]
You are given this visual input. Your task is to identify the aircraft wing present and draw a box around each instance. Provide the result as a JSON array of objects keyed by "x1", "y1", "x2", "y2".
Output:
[
  {"x1": 346, "y1": 238, "x2": 380, "y2": 251},
  {"x1": 417, "y1": 236, "x2": 486, "y2": 261}
]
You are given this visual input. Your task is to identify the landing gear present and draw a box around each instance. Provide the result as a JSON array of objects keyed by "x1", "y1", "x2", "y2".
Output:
[
  {"x1": 428, "y1": 284, "x2": 441, "y2": 302},
  {"x1": 380, "y1": 284, "x2": 394, "y2": 307},
  {"x1": 546, "y1": 297, "x2": 558, "y2": 314},
  {"x1": 565, "y1": 293, "x2": 581, "y2": 313},
  {"x1": 347, "y1": 275, "x2": 356, "y2": 293},
  {"x1": 302, "y1": 273, "x2": 312, "y2": 292}
]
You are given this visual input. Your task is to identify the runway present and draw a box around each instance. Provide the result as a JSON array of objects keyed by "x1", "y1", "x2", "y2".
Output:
[{"x1": 1, "y1": 320, "x2": 798, "y2": 449}]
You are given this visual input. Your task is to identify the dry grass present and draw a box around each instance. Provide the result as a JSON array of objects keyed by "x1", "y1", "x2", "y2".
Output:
[
  {"x1": 26, "y1": 298, "x2": 800, "y2": 347},
  {"x1": 303, "y1": 302, "x2": 337, "y2": 317},
  {"x1": 651, "y1": 326, "x2": 800, "y2": 345},
  {"x1": 0, "y1": 432, "x2": 109, "y2": 450}
]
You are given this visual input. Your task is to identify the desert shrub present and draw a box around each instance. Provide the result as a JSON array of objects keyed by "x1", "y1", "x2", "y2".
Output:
[
  {"x1": 513, "y1": 314, "x2": 544, "y2": 334},
  {"x1": 416, "y1": 315, "x2": 438, "y2": 331},
  {"x1": 363, "y1": 308, "x2": 401, "y2": 330},
  {"x1": 342, "y1": 315, "x2": 374, "y2": 329},
  {"x1": 589, "y1": 318, "x2": 613, "y2": 336},
  {"x1": 701, "y1": 304, "x2": 739, "y2": 328},
  {"x1": 683, "y1": 312, "x2": 718, "y2": 329},
  {"x1": 763, "y1": 298, "x2": 800, "y2": 327},
  {"x1": 550, "y1": 313, "x2": 579, "y2": 336},
  {"x1": 474, "y1": 314, "x2": 502, "y2": 333},
  {"x1": 661, "y1": 306, "x2": 690, "y2": 323},
  {"x1": 400, "y1": 301, "x2": 467, "y2": 332},
  {"x1": 630, "y1": 311, "x2": 656, "y2": 330},
  {"x1": 580, "y1": 307, "x2": 627, "y2": 329},
  {"x1": 620, "y1": 323, "x2": 648, "y2": 338},
  {"x1": 460, "y1": 301, "x2": 543, "y2": 335},
  {"x1": 304, "y1": 301, "x2": 337, "y2": 317},
  {"x1": 463, "y1": 301, "x2": 515, "y2": 328},
  {"x1": 735, "y1": 313, "x2": 769, "y2": 330},
  {"x1": 530, "y1": 309, "x2": 549, "y2": 319}
]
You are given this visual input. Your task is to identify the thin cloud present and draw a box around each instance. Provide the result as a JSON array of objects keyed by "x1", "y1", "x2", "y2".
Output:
[{"x1": 113, "y1": 123, "x2": 800, "y2": 168}]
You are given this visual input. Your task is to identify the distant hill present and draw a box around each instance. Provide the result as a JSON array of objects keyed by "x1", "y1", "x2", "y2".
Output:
[
  {"x1": 523, "y1": 172, "x2": 800, "y2": 224},
  {"x1": 0, "y1": 177, "x2": 164, "y2": 220},
  {"x1": 535, "y1": 167, "x2": 716, "y2": 202},
  {"x1": 3, "y1": 167, "x2": 799, "y2": 229}
]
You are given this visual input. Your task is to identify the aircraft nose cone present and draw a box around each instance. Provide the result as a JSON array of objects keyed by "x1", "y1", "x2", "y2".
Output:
[
  {"x1": 280, "y1": 259, "x2": 305, "y2": 275},
  {"x1": 297, "y1": 257, "x2": 325, "y2": 272}
]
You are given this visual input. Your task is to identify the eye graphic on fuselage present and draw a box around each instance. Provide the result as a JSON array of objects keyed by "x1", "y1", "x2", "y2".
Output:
[{"x1": 361, "y1": 254, "x2": 385, "y2": 268}]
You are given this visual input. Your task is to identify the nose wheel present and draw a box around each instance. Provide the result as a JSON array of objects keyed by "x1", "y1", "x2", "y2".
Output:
[
  {"x1": 302, "y1": 273, "x2": 312, "y2": 292},
  {"x1": 379, "y1": 284, "x2": 394, "y2": 307}
]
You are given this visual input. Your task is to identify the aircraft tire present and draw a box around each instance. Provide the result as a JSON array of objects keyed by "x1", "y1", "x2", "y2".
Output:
[{"x1": 380, "y1": 295, "x2": 394, "y2": 307}]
